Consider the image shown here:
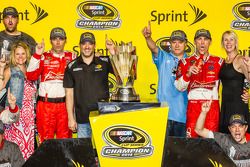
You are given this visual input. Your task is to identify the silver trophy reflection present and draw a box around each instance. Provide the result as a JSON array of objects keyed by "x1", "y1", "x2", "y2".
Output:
[
  {"x1": 110, "y1": 41, "x2": 140, "y2": 102},
  {"x1": 1, "y1": 40, "x2": 10, "y2": 63},
  {"x1": 0, "y1": 40, "x2": 10, "y2": 107}
]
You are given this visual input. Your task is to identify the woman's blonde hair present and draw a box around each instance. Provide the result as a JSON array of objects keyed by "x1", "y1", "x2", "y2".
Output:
[
  {"x1": 10, "y1": 41, "x2": 31, "y2": 66},
  {"x1": 221, "y1": 30, "x2": 239, "y2": 52}
]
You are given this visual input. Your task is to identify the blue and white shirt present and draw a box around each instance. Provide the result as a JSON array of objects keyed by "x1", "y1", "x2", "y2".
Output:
[{"x1": 152, "y1": 48, "x2": 188, "y2": 123}]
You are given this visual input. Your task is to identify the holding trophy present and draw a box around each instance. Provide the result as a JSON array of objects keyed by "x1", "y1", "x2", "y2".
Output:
[
  {"x1": 106, "y1": 36, "x2": 140, "y2": 102},
  {"x1": 0, "y1": 40, "x2": 10, "y2": 64}
]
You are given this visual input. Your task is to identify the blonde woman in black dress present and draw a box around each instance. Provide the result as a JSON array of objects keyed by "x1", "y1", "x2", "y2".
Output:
[{"x1": 219, "y1": 30, "x2": 250, "y2": 133}]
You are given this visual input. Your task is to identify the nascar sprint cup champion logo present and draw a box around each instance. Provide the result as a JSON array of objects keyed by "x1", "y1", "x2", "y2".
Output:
[
  {"x1": 231, "y1": 2, "x2": 250, "y2": 31},
  {"x1": 102, "y1": 125, "x2": 154, "y2": 158},
  {"x1": 76, "y1": 1, "x2": 122, "y2": 30}
]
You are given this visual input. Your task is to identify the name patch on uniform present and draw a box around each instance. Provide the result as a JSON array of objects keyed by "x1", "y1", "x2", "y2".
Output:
[{"x1": 73, "y1": 68, "x2": 83, "y2": 71}]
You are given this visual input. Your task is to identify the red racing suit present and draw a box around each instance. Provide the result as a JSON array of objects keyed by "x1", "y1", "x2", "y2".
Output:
[
  {"x1": 26, "y1": 50, "x2": 76, "y2": 143},
  {"x1": 175, "y1": 54, "x2": 223, "y2": 137},
  {"x1": 246, "y1": 133, "x2": 250, "y2": 141}
]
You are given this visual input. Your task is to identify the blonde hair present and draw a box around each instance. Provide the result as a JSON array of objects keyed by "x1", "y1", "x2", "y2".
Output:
[
  {"x1": 10, "y1": 41, "x2": 31, "y2": 66},
  {"x1": 221, "y1": 30, "x2": 239, "y2": 52}
]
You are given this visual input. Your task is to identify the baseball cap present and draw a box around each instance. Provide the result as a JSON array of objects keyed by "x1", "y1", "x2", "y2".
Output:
[
  {"x1": 194, "y1": 29, "x2": 212, "y2": 40},
  {"x1": 3, "y1": 6, "x2": 18, "y2": 18},
  {"x1": 50, "y1": 27, "x2": 67, "y2": 39},
  {"x1": 170, "y1": 30, "x2": 187, "y2": 42},
  {"x1": 79, "y1": 32, "x2": 95, "y2": 44},
  {"x1": 229, "y1": 114, "x2": 248, "y2": 125},
  {"x1": 0, "y1": 120, "x2": 4, "y2": 134}
]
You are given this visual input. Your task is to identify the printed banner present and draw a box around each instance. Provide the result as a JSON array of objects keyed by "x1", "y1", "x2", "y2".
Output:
[
  {"x1": 23, "y1": 138, "x2": 97, "y2": 167},
  {"x1": 164, "y1": 137, "x2": 236, "y2": 167},
  {"x1": 0, "y1": 0, "x2": 249, "y2": 100}
]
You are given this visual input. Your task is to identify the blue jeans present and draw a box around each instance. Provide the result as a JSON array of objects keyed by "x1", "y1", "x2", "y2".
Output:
[
  {"x1": 77, "y1": 123, "x2": 92, "y2": 138},
  {"x1": 6, "y1": 66, "x2": 25, "y2": 109},
  {"x1": 166, "y1": 120, "x2": 186, "y2": 137}
]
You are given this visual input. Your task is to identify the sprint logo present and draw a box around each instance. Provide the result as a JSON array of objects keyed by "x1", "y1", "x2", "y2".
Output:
[
  {"x1": 188, "y1": 3, "x2": 207, "y2": 26},
  {"x1": 150, "y1": 3, "x2": 207, "y2": 26},
  {"x1": 75, "y1": 1, "x2": 122, "y2": 30},
  {"x1": 30, "y1": 2, "x2": 48, "y2": 24},
  {"x1": 0, "y1": 2, "x2": 48, "y2": 24},
  {"x1": 102, "y1": 125, "x2": 154, "y2": 159}
]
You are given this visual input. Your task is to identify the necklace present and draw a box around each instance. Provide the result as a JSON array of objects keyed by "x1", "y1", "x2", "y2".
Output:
[{"x1": 225, "y1": 53, "x2": 238, "y2": 64}]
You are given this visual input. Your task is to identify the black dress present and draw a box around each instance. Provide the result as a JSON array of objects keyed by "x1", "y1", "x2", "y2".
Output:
[{"x1": 219, "y1": 62, "x2": 250, "y2": 133}]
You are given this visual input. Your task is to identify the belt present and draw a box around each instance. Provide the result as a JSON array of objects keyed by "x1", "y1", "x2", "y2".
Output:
[{"x1": 38, "y1": 96, "x2": 66, "y2": 103}]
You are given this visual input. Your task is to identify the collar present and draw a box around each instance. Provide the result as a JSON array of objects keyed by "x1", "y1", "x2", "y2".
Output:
[
  {"x1": 49, "y1": 50, "x2": 65, "y2": 58},
  {"x1": 194, "y1": 53, "x2": 210, "y2": 63},
  {"x1": 78, "y1": 55, "x2": 97, "y2": 65},
  {"x1": 170, "y1": 52, "x2": 188, "y2": 60},
  {"x1": 4, "y1": 30, "x2": 21, "y2": 36},
  {"x1": 183, "y1": 53, "x2": 188, "y2": 58}
]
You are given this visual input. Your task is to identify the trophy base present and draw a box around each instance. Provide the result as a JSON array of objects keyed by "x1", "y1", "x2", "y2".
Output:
[{"x1": 111, "y1": 87, "x2": 140, "y2": 102}]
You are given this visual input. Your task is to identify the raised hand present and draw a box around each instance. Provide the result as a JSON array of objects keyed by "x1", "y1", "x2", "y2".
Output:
[
  {"x1": 0, "y1": 54, "x2": 7, "y2": 68},
  {"x1": 142, "y1": 21, "x2": 152, "y2": 38},
  {"x1": 243, "y1": 54, "x2": 250, "y2": 67},
  {"x1": 35, "y1": 39, "x2": 45, "y2": 55},
  {"x1": 105, "y1": 34, "x2": 116, "y2": 56},
  {"x1": 241, "y1": 88, "x2": 249, "y2": 104},
  {"x1": 94, "y1": 51, "x2": 103, "y2": 57},
  {"x1": 201, "y1": 97, "x2": 212, "y2": 114}
]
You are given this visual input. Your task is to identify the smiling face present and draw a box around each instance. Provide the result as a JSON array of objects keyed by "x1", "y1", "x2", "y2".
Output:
[
  {"x1": 80, "y1": 41, "x2": 95, "y2": 58},
  {"x1": 14, "y1": 46, "x2": 27, "y2": 65},
  {"x1": 222, "y1": 31, "x2": 238, "y2": 54},
  {"x1": 3, "y1": 15, "x2": 18, "y2": 33},
  {"x1": 10, "y1": 42, "x2": 31, "y2": 66},
  {"x1": 228, "y1": 123, "x2": 248, "y2": 144}
]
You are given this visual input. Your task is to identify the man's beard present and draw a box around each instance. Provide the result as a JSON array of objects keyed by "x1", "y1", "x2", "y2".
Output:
[{"x1": 5, "y1": 27, "x2": 17, "y2": 33}]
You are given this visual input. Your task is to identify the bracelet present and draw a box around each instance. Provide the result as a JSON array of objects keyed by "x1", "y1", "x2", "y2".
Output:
[
  {"x1": 9, "y1": 105, "x2": 18, "y2": 113},
  {"x1": 0, "y1": 75, "x2": 4, "y2": 80}
]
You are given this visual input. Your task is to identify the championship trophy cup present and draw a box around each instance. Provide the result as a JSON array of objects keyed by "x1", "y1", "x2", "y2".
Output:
[
  {"x1": 0, "y1": 40, "x2": 10, "y2": 63},
  {"x1": 109, "y1": 41, "x2": 140, "y2": 102}
]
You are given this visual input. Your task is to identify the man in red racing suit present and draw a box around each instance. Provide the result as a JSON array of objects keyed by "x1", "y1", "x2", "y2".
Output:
[
  {"x1": 26, "y1": 27, "x2": 76, "y2": 143},
  {"x1": 175, "y1": 29, "x2": 223, "y2": 137}
]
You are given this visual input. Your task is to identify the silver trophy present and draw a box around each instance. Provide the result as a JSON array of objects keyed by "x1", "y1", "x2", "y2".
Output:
[
  {"x1": 110, "y1": 41, "x2": 140, "y2": 102},
  {"x1": 1, "y1": 40, "x2": 10, "y2": 63}
]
